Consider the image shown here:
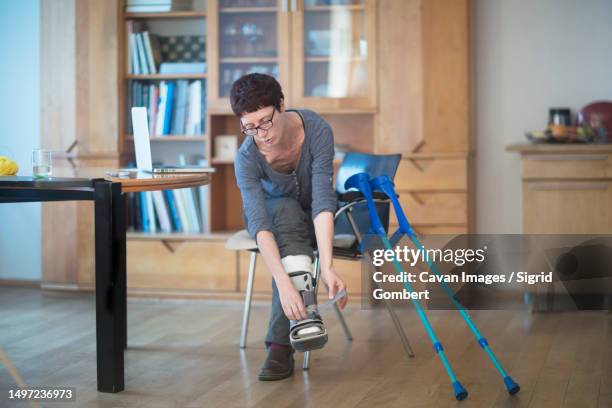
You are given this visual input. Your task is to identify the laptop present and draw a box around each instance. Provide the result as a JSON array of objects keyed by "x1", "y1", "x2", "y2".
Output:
[{"x1": 131, "y1": 107, "x2": 215, "y2": 174}]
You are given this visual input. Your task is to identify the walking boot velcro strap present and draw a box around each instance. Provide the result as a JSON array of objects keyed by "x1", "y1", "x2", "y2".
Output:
[
  {"x1": 302, "y1": 291, "x2": 316, "y2": 307},
  {"x1": 288, "y1": 271, "x2": 313, "y2": 292}
]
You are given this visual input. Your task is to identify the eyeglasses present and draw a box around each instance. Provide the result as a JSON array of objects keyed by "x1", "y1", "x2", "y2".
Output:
[{"x1": 241, "y1": 109, "x2": 275, "y2": 136}]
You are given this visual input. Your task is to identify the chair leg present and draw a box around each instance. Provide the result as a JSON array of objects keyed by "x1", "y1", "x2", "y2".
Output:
[
  {"x1": 303, "y1": 351, "x2": 310, "y2": 370},
  {"x1": 343, "y1": 209, "x2": 415, "y2": 359},
  {"x1": 379, "y1": 283, "x2": 415, "y2": 358},
  {"x1": 363, "y1": 247, "x2": 415, "y2": 359},
  {"x1": 239, "y1": 251, "x2": 257, "y2": 349}
]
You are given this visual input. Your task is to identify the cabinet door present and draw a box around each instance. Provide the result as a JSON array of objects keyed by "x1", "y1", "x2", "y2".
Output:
[
  {"x1": 291, "y1": 0, "x2": 377, "y2": 112},
  {"x1": 523, "y1": 181, "x2": 612, "y2": 234},
  {"x1": 208, "y1": 0, "x2": 290, "y2": 112}
]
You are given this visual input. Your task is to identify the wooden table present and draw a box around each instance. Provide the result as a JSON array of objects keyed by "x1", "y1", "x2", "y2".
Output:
[{"x1": 0, "y1": 172, "x2": 211, "y2": 393}]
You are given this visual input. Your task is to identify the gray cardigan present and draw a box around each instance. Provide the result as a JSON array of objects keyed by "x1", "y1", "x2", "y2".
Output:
[{"x1": 234, "y1": 109, "x2": 337, "y2": 238}]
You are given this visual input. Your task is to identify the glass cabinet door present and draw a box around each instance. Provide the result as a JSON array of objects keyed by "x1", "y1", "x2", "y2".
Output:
[
  {"x1": 292, "y1": 0, "x2": 376, "y2": 111},
  {"x1": 208, "y1": 0, "x2": 290, "y2": 111}
]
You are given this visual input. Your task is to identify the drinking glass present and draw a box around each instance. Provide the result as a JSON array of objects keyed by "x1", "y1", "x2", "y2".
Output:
[{"x1": 32, "y1": 149, "x2": 52, "y2": 177}]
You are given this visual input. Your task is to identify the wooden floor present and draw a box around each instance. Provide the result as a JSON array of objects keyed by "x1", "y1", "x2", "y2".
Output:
[{"x1": 0, "y1": 286, "x2": 611, "y2": 408}]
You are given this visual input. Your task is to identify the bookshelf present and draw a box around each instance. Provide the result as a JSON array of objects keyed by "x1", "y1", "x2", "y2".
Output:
[
  {"x1": 124, "y1": 11, "x2": 208, "y2": 19},
  {"x1": 126, "y1": 135, "x2": 208, "y2": 141},
  {"x1": 119, "y1": 0, "x2": 210, "y2": 237},
  {"x1": 126, "y1": 73, "x2": 208, "y2": 80}
]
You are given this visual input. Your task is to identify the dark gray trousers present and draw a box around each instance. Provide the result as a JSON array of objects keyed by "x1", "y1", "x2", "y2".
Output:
[{"x1": 261, "y1": 197, "x2": 316, "y2": 346}]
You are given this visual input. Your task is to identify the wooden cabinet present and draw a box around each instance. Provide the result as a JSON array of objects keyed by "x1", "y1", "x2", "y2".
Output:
[
  {"x1": 291, "y1": 0, "x2": 377, "y2": 111},
  {"x1": 523, "y1": 181, "x2": 612, "y2": 234},
  {"x1": 127, "y1": 236, "x2": 237, "y2": 291},
  {"x1": 39, "y1": 0, "x2": 472, "y2": 301},
  {"x1": 207, "y1": 0, "x2": 377, "y2": 113},
  {"x1": 508, "y1": 144, "x2": 612, "y2": 234},
  {"x1": 207, "y1": 0, "x2": 290, "y2": 111},
  {"x1": 390, "y1": 156, "x2": 471, "y2": 234}
]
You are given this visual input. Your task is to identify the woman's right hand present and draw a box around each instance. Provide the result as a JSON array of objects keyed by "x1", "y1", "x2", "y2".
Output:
[{"x1": 277, "y1": 279, "x2": 308, "y2": 321}]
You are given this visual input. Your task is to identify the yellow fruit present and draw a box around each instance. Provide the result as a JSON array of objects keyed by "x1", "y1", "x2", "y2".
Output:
[{"x1": 0, "y1": 156, "x2": 19, "y2": 176}]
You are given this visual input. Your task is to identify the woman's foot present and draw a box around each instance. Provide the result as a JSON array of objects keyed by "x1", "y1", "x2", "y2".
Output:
[{"x1": 258, "y1": 344, "x2": 294, "y2": 381}]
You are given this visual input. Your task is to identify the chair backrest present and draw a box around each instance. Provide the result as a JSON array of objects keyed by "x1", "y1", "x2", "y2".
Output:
[
  {"x1": 334, "y1": 152, "x2": 402, "y2": 238},
  {"x1": 335, "y1": 152, "x2": 402, "y2": 194}
]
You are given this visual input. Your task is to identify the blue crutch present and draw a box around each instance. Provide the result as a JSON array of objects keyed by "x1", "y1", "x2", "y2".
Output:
[
  {"x1": 345, "y1": 172, "x2": 468, "y2": 401},
  {"x1": 369, "y1": 174, "x2": 520, "y2": 396}
]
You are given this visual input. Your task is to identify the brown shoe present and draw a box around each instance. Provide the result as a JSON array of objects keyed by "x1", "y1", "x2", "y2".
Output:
[{"x1": 258, "y1": 346, "x2": 294, "y2": 381}]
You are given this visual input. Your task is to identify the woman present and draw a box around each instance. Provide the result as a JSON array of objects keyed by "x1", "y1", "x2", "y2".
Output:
[{"x1": 232, "y1": 73, "x2": 348, "y2": 381}]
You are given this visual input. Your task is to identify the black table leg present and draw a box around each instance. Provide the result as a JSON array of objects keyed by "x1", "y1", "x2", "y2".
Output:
[
  {"x1": 94, "y1": 181, "x2": 125, "y2": 392},
  {"x1": 116, "y1": 192, "x2": 127, "y2": 350}
]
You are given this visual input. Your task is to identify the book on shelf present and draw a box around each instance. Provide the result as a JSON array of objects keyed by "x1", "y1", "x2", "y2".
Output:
[
  {"x1": 148, "y1": 84, "x2": 159, "y2": 135},
  {"x1": 152, "y1": 190, "x2": 172, "y2": 233},
  {"x1": 145, "y1": 191, "x2": 157, "y2": 233},
  {"x1": 139, "y1": 191, "x2": 150, "y2": 232},
  {"x1": 162, "y1": 81, "x2": 175, "y2": 134},
  {"x1": 163, "y1": 189, "x2": 182, "y2": 231},
  {"x1": 159, "y1": 62, "x2": 206, "y2": 75},
  {"x1": 135, "y1": 33, "x2": 150, "y2": 75},
  {"x1": 127, "y1": 0, "x2": 191, "y2": 4},
  {"x1": 172, "y1": 188, "x2": 190, "y2": 232},
  {"x1": 127, "y1": 186, "x2": 208, "y2": 234},
  {"x1": 197, "y1": 184, "x2": 208, "y2": 232},
  {"x1": 154, "y1": 81, "x2": 168, "y2": 136},
  {"x1": 126, "y1": 0, "x2": 193, "y2": 13},
  {"x1": 129, "y1": 33, "x2": 141, "y2": 74},
  {"x1": 142, "y1": 31, "x2": 162, "y2": 75},
  {"x1": 129, "y1": 79, "x2": 206, "y2": 137},
  {"x1": 186, "y1": 80, "x2": 203, "y2": 135}
]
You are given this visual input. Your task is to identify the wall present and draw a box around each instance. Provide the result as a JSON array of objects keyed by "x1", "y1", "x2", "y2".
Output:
[
  {"x1": 0, "y1": 1, "x2": 41, "y2": 280},
  {"x1": 473, "y1": 0, "x2": 612, "y2": 233}
]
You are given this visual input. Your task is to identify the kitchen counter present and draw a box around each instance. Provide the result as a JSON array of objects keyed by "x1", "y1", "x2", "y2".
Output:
[
  {"x1": 506, "y1": 143, "x2": 612, "y2": 154},
  {"x1": 507, "y1": 143, "x2": 612, "y2": 234}
]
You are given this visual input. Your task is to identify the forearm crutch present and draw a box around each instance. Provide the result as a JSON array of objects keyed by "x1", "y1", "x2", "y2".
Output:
[
  {"x1": 369, "y1": 174, "x2": 520, "y2": 397},
  {"x1": 345, "y1": 173, "x2": 468, "y2": 401}
]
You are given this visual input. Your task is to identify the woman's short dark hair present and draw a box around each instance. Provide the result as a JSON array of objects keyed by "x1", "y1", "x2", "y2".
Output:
[{"x1": 229, "y1": 73, "x2": 284, "y2": 117}]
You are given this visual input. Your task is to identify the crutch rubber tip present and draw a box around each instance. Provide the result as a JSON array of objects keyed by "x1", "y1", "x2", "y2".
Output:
[
  {"x1": 504, "y1": 376, "x2": 520, "y2": 395},
  {"x1": 452, "y1": 381, "x2": 468, "y2": 401}
]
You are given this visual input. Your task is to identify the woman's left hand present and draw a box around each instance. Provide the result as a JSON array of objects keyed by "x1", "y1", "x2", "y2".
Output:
[{"x1": 320, "y1": 265, "x2": 348, "y2": 309}]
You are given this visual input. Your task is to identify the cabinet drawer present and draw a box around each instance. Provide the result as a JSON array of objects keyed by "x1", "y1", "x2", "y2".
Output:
[
  {"x1": 127, "y1": 240, "x2": 236, "y2": 291},
  {"x1": 522, "y1": 181, "x2": 612, "y2": 233},
  {"x1": 395, "y1": 159, "x2": 467, "y2": 191},
  {"x1": 522, "y1": 154, "x2": 612, "y2": 180},
  {"x1": 390, "y1": 192, "x2": 467, "y2": 225}
]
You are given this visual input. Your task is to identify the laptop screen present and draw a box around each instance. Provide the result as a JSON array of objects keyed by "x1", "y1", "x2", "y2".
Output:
[{"x1": 131, "y1": 107, "x2": 153, "y2": 172}]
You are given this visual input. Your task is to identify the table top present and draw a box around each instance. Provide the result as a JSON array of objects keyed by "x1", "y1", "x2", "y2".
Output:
[
  {"x1": 0, "y1": 176, "x2": 94, "y2": 188},
  {"x1": 0, "y1": 172, "x2": 211, "y2": 193},
  {"x1": 104, "y1": 171, "x2": 211, "y2": 192}
]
